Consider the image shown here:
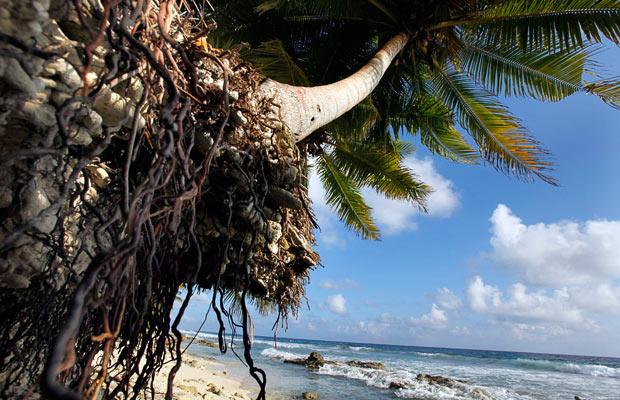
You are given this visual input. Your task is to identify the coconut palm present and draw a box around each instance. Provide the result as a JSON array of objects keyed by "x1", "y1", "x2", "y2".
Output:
[{"x1": 207, "y1": 0, "x2": 620, "y2": 238}]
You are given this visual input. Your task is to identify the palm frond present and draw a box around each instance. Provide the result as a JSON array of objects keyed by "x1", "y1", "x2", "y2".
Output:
[
  {"x1": 332, "y1": 140, "x2": 431, "y2": 207},
  {"x1": 458, "y1": 0, "x2": 620, "y2": 51},
  {"x1": 431, "y1": 68, "x2": 556, "y2": 184},
  {"x1": 327, "y1": 96, "x2": 381, "y2": 141},
  {"x1": 244, "y1": 39, "x2": 311, "y2": 85},
  {"x1": 317, "y1": 155, "x2": 379, "y2": 240},
  {"x1": 393, "y1": 96, "x2": 480, "y2": 164},
  {"x1": 585, "y1": 78, "x2": 620, "y2": 108},
  {"x1": 460, "y1": 41, "x2": 590, "y2": 100}
]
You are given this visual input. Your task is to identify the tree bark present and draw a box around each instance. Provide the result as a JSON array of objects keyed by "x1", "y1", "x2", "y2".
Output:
[{"x1": 259, "y1": 32, "x2": 410, "y2": 142}]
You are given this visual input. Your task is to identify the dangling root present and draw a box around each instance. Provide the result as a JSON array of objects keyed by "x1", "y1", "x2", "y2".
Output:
[{"x1": 0, "y1": 1, "x2": 318, "y2": 398}]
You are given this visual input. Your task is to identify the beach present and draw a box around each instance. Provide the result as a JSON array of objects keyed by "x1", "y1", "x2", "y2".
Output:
[
  {"x1": 166, "y1": 332, "x2": 620, "y2": 400},
  {"x1": 153, "y1": 351, "x2": 253, "y2": 400}
]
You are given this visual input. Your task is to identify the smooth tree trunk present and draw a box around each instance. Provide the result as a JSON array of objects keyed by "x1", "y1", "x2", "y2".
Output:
[{"x1": 259, "y1": 32, "x2": 410, "y2": 142}]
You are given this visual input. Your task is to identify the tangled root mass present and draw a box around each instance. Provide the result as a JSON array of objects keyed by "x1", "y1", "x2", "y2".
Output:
[{"x1": 0, "y1": 1, "x2": 319, "y2": 398}]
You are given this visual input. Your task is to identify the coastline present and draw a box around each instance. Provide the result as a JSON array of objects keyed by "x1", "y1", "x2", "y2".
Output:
[{"x1": 153, "y1": 352, "x2": 253, "y2": 400}]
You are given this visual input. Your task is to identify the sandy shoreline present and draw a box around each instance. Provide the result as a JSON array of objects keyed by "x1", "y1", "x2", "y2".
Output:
[{"x1": 152, "y1": 353, "x2": 253, "y2": 400}]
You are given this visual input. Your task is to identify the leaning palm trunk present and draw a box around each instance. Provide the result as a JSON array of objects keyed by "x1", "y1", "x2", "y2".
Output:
[{"x1": 259, "y1": 32, "x2": 410, "y2": 142}]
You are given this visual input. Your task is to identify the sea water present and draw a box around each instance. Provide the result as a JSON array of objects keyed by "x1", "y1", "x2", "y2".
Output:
[{"x1": 183, "y1": 331, "x2": 620, "y2": 399}]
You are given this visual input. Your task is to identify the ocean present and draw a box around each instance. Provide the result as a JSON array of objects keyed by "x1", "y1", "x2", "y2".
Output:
[{"x1": 183, "y1": 331, "x2": 620, "y2": 399}]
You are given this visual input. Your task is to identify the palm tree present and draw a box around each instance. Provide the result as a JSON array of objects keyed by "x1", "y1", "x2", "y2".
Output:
[{"x1": 209, "y1": 0, "x2": 620, "y2": 238}]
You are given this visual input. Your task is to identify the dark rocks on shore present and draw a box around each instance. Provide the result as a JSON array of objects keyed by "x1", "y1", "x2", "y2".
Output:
[
  {"x1": 388, "y1": 381, "x2": 406, "y2": 389},
  {"x1": 284, "y1": 351, "x2": 333, "y2": 369},
  {"x1": 415, "y1": 373, "x2": 467, "y2": 387},
  {"x1": 302, "y1": 391, "x2": 319, "y2": 400},
  {"x1": 196, "y1": 338, "x2": 219, "y2": 348},
  {"x1": 345, "y1": 360, "x2": 384, "y2": 370},
  {"x1": 283, "y1": 352, "x2": 385, "y2": 371}
]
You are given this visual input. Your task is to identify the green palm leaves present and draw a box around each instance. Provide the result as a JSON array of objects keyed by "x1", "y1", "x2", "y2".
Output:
[
  {"x1": 209, "y1": 0, "x2": 620, "y2": 238},
  {"x1": 461, "y1": 0, "x2": 620, "y2": 51},
  {"x1": 316, "y1": 139, "x2": 430, "y2": 239}
]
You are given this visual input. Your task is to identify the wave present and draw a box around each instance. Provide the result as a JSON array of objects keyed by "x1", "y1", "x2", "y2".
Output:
[
  {"x1": 516, "y1": 358, "x2": 620, "y2": 378},
  {"x1": 415, "y1": 352, "x2": 453, "y2": 359},
  {"x1": 261, "y1": 347, "x2": 305, "y2": 361},
  {"x1": 317, "y1": 363, "x2": 511, "y2": 400},
  {"x1": 347, "y1": 346, "x2": 373, "y2": 352}
]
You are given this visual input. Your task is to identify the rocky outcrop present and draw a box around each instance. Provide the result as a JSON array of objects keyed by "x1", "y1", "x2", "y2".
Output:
[
  {"x1": 283, "y1": 352, "x2": 384, "y2": 371},
  {"x1": 345, "y1": 360, "x2": 384, "y2": 370},
  {"x1": 388, "y1": 381, "x2": 406, "y2": 389},
  {"x1": 302, "y1": 391, "x2": 319, "y2": 400},
  {"x1": 284, "y1": 351, "x2": 331, "y2": 369}
]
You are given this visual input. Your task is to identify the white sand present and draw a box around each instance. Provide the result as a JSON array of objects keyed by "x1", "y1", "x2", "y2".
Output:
[{"x1": 152, "y1": 353, "x2": 253, "y2": 400}]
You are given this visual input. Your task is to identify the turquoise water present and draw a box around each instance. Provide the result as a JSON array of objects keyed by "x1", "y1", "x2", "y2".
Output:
[{"x1": 184, "y1": 331, "x2": 620, "y2": 399}]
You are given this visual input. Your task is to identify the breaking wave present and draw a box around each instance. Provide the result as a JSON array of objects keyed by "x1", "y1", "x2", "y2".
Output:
[{"x1": 516, "y1": 358, "x2": 620, "y2": 378}]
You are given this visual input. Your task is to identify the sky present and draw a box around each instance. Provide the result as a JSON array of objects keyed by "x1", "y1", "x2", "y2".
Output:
[{"x1": 181, "y1": 48, "x2": 620, "y2": 358}]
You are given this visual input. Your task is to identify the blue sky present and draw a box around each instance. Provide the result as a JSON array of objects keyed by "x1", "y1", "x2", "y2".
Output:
[{"x1": 182, "y1": 48, "x2": 620, "y2": 358}]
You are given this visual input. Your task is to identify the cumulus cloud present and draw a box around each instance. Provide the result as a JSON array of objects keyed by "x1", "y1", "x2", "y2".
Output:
[
  {"x1": 489, "y1": 204, "x2": 620, "y2": 287},
  {"x1": 411, "y1": 304, "x2": 449, "y2": 329},
  {"x1": 318, "y1": 279, "x2": 359, "y2": 290},
  {"x1": 327, "y1": 294, "x2": 347, "y2": 315},
  {"x1": 363, "y1": 157, "x2": 459, "y2": 234},
  {"x1": 435, "y1": 288, "x2": 462, "y2": 310},
  {"x1": 467, "y1": 276, "x2": 585, "y2": 325}
]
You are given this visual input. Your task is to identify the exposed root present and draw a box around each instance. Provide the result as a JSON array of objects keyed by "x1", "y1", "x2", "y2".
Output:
[{"x1": 0, "y1": 1, "x2": 318, "y2": 398}]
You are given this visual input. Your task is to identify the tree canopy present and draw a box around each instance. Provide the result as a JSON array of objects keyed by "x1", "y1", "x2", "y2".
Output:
[{"x1": 209, "y1": 0, "x2": 620, "y2": 238}]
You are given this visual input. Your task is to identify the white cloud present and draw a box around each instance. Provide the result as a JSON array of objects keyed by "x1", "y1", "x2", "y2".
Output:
[
  {"x1": 318, "y1": 279, "x2": 359, "y2": 290},
  {"x1": 467, "y1": 276, "x2": 585, "y2": 325},
  {"x1": 411, "y1": 304, "x2": 449, "y2": 329},
  {"x1": 435, "y1": 288, "x2": 462, "y2": 310},
  {"x1": 327, "y1": 294, "x2": 347, "y2": 315},
  {"x1": 489, "y1": 204, "x2": 620, "y2": 287},
  {"x1": 363, "y1": 157, "x2": 459, "y2": 234},
  {"x1": 464, "y1": 206, "x2": 620, "y2": 342}
]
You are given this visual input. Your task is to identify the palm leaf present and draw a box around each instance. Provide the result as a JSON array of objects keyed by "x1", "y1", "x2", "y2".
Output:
[
  {"x1": 393, "y1": 96, "x2": 480, "y2": 164},
  {"x1": 431, "y1": 68, "x2": 556, "y2": 184},
  {"x1": 585, "y1": 78, "x2": 620, "y2": 108},
  {"x1": 460, "y1": 41, "x2": 590, "y2": 100},
  {"x1": 244, "y1": 39, "x2": 311, "y2": 85},
  {"x1": 332, "y1": 140, "x2": 431, "y2": 207},
  {"x1": 458, "y1": 0, "x2": 620, "y2": 51},
  {"x1": 317, "y1": 154, "x2": 379, "y2": 240}
]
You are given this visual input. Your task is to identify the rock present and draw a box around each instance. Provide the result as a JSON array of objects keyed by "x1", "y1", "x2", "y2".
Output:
[
  {"x1": 228, "y1": 90, "x2": 240, "y2": 102},
  {"x1": 345, "y1": 360, "x2": 384, "y2": 370},
  {"x1": 19, "y1": 100, "x2": 56, "y2": 127},
  {"x1": 305, "y1": 352, "x2": 325, "y2": 369},
  {"x1": 267, "y1": 221, "x2": 282, "y2": 254},
  {"x1": 232, "y1": 110, "x2": 248, "y2": 126},
  {"x1": 197, "y1": 338, "x2": 219, "y2": 348},
  {"x1": 283, "y1": 358, "x2": 306, "y2": 366},
  {"x1": 415, "y1": 373, "x2": 458, "y2": 387},
  {"x1": 267, "y1": 186, "x2": 302, "y2": 210},
  {"x1": 19, "y1": 179, "x2": 57, "y2": 233},
  {"x1": 388, "y1": 382, "x2": 406, "y2": 390},
  {"x1": 283, "y1": 352, "x2": 327, "y2": 369},
  {"x1": 86, "y1": 166, "x2": 110, "y2": 188},
  {"x1": 4, "y1": 58, "x2": 39, "y2": 95},
  {"x1": 206, "y1": 383, "x2": 222, "y2": 395},
  {"x1": 93, "y1": 86, "x2": 144, "y2": 128},
  {"x1": 470, "y1": 387, "x2": 493, "y2": 400},
  {"x1": 0, "y1": 186, "x2": 13, "y2": 208},
  {"x1": 176, "y1": 384, "x2": 200, "y2": 396},
  {"x1": 0, "y1": 272, "x2": 31, "y2": 289},
  {"x1": 302, "y1": 391, "x2": 318, "y2": 400}
]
